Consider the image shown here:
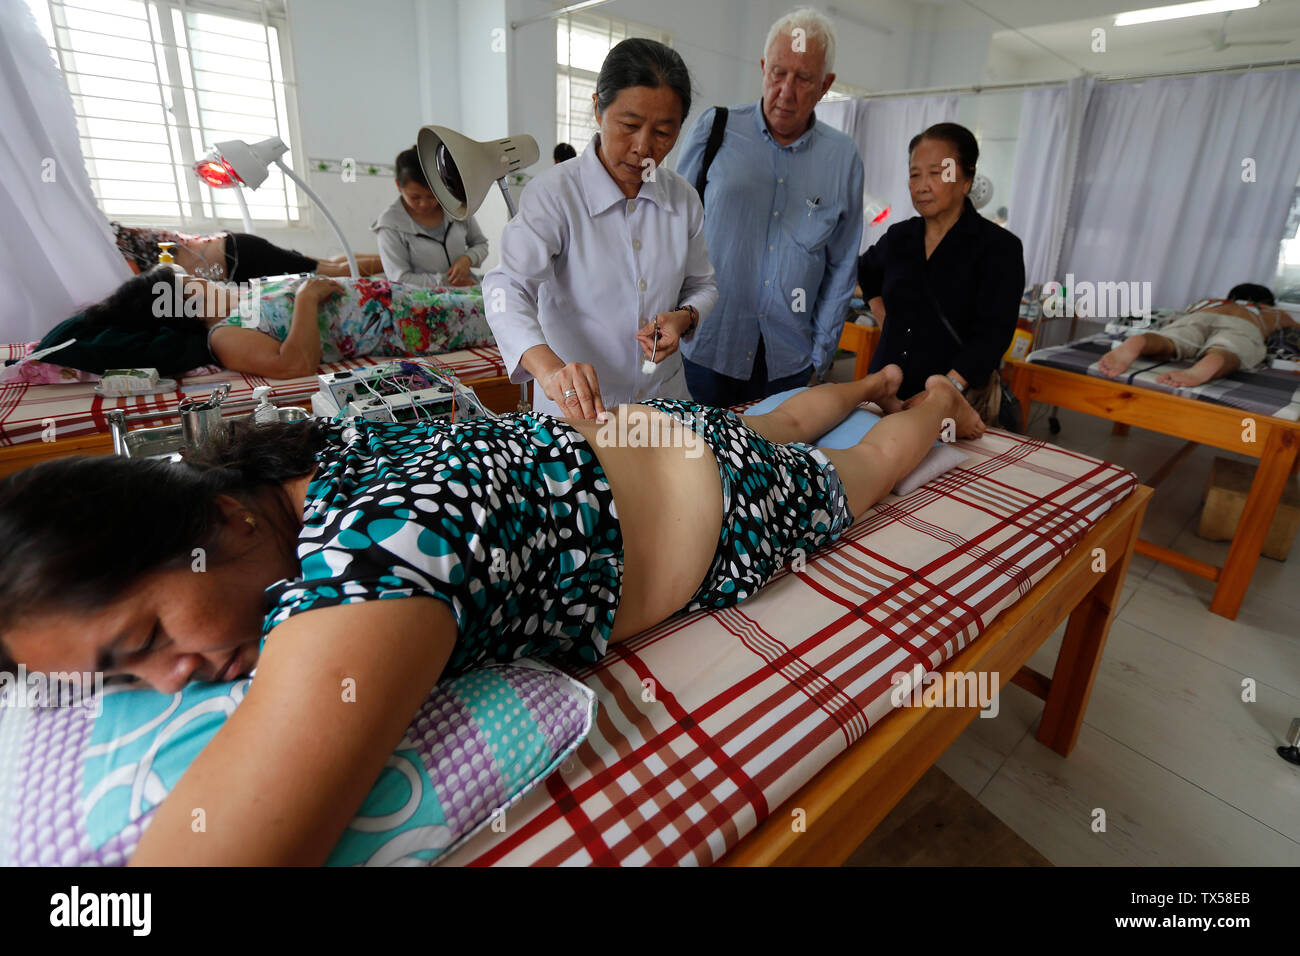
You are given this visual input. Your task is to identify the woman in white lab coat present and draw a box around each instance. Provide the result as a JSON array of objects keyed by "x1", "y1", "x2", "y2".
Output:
[{"x1": 483, "y1": 38, "x2": 717, "y2": 419}]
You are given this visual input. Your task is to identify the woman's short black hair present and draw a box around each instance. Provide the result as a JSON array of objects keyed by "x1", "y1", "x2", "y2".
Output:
[
  {"x1": 1227, "y1": 283, "x2": 1275, "y2": 306},
  {"x1": 395, "y1": 146, "x2": 429, "y2": 189},
  {"x1": 553, "y1": 142, "x2": 577, "y2": 162},
  {"x1": 908, "y1": 122, "x2": 979, "y2": 179},
  {"x1": 595, "y1": 38, "x2": 694, "y2": 122},
  {"x1": 0, "y1": 418, "x2": 324, "y2": 658}
]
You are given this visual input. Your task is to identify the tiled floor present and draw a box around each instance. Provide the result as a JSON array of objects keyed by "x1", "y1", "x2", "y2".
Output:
[{"x1": 933, "y1": 405, "x2": 1300, "y2": 865}]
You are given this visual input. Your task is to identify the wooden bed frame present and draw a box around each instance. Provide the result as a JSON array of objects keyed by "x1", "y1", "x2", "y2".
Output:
[
  {"x1": 1004, "y1": 358, "x2": 1300, "y2": 620},
  {"x1": 0, "y1": 324, "x2": 884, "y2": 482},
  {"x1": 721, "y1": 483, "x2": 1152, "y2": 866},
  {"x1": 0, "y1": 373, "x2": 524, "y2": 480}
]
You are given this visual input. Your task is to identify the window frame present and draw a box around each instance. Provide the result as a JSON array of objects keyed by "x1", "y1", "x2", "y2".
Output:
[
  {"x1": 555, "y1": 11, "x2": 673, "y2": 152},
  {"x1": 32, "y1": 0, "x2": 308, "y2": 229}
]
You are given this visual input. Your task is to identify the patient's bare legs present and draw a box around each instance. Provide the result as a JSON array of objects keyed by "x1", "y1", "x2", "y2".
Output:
[
  {"x1": 1156, "y1": 347, "x2": 1240, "y2": 387},
  {"x1": 743, "y1": 367, "x2": 978, "y2": 518},
  {"x1": 315, "y1": 255, "x2": 385, "y2": 277},
  {"x1": 822, "y1": 376, "x2": 976, "y2": 517},
  {"x1": 1097, "y1": 332, "x2": 1176, "y2": 377},
  {"x1": 739, "y1": 365, "x2": 904, "y2": 445}
]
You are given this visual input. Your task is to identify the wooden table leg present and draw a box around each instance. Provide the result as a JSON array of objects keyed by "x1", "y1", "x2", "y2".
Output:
[
  {"x1": 1006, "y1": 362, "x2": 1033, "y2": 425},
  {"x1": 1037, "y1": 492, "x2": 1147, "y2": 756},
  {"x1": 1209, "y1": 426, "x2": 1299, "y2": 619},
  {"x1": 836, "y1": 322, "x2": 878, "y2": 381}
]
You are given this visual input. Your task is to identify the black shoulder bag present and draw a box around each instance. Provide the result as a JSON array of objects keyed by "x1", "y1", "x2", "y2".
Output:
[
  {"x1": 923, "y1": 283, "x2": 1024, "y2": 433},
  {"x1": 694, "y1": 106, "x2": 729, "y2": 203}
]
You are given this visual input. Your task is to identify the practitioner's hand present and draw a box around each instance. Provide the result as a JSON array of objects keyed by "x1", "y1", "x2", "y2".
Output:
[
  {"x1": 445, "y1": 256, "x2": 474, "y2": 286},
  {"x1": 637, "y1": 312, "x2": 686, "y2": 362},
  {"x1": 541, "y1": 362, "x2": 607, "y2": 420},
  {"x1": 296, "y1": 276, "x2": 345, "y2": 304}
]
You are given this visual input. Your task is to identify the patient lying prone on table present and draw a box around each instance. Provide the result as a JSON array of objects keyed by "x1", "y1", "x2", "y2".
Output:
[{"x1": 1097, "y1": 282, "x2": 1295, "y2": 386}]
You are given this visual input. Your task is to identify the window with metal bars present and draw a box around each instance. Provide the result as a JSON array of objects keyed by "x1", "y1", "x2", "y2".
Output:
[
  {"x1": 555, "y1": 12, "x2": 671, "y2": 153},
  {"x1": 24, "y1": 0, "x2": 304, "y2": 226}
]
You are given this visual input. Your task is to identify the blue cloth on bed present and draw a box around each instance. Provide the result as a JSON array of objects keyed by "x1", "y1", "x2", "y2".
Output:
[{"x1": 742, "y1": 386, "x2": 943, "y2": 449}]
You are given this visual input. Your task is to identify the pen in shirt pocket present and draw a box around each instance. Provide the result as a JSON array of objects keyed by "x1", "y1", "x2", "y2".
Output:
[{"x1": 806, "y1": 196, "x2": 821, "y2": 216}]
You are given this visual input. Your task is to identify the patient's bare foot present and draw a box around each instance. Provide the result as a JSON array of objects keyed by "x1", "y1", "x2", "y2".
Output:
[
  {"x1": 1156, "y1": 349, "x2": 1237, "y2": 388},
  {"x1": 1159, "y1": 348, "x2": 1237, "y2": 390},
  {"x1": 865, "y1": 363, "x2": 905, "y2": 413},
  {"x1": 1097, "y1": 336, "x2": 1144, "y2": 378},
  {"x1": 925, "y1": 374, "x2": 985, "y2": 439}
]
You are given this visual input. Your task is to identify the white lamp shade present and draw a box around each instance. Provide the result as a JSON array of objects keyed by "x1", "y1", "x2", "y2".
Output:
[
  {"x1": 969, "y1": 173, "x2": 994, "y2": 210},
  {"x1": 416, "y1": 126, "x2": 539, "y2": 220},
  {"x1": 213, "y1": 136, "x2": 288, "y2": 190}
]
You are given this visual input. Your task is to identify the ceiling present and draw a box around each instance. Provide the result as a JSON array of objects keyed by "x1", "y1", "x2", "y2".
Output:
[
  {"x1": 832, "y1": 0, "x2": 1300, "y2": 81},
  {"x1": 987, "y1": 0, "x2": 1300, "y2": 78}
]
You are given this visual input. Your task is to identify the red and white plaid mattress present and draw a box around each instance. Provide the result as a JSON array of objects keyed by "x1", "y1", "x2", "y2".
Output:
[
  {"x1": 440, "y1": 429, "x2": 1138, "y2": 866},
  {"x1": 0, "y1": 344, "x2": 506, "y2": 447}
]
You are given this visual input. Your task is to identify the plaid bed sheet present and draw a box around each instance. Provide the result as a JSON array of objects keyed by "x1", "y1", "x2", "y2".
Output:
[
  {"x1": 440, "y1": 429, "x2": 1138, "y2": 866},
  {"x1": 1028, "y1": 333, "x2": 1300, "y2": 422},
  {"x1": 0, "y1": 344, "x2": 507, "y2": 447}
]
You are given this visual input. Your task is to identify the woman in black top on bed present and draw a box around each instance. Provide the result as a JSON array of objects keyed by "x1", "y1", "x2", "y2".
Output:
[
  {"x1": 858, "y1": 123, "x2": 1025, "y2": 431},
  {"x1": 111, "y1": 222, "x2": 383, "y2": 281}
]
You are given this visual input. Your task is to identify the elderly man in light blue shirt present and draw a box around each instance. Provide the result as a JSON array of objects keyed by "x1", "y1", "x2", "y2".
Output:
[{"x1": 676, "y1": 7, "x2": 863, "y2": 407}]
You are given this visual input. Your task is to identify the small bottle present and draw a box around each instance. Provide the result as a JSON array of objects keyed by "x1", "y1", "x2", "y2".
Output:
[
  {"x1": 157, "y1": 241, "x2": 176, "y2": 264},
  {"x1": 252, "y1": 386, "x2": 279, "y2": 425}
]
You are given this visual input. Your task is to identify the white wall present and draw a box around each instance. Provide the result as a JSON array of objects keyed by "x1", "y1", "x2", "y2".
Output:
[
  {"x1": 248, "y1": 1, "x2": 932, "y2": 272},
  {"x1": 502, "y1": 0, "x2": 919, "y2": 172}
]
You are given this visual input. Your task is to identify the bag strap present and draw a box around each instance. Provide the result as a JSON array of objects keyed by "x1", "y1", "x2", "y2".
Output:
[
  {"x1": 922, "y1": 258, "x2": 965, "y2": 349},
  {"x1": 695, "y1": 106, "x2": 729, "y2": 202}
]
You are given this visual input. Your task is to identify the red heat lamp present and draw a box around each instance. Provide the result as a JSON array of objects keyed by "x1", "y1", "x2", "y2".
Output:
[
  {"x1": 193, "y1": 156, "x2": 243, "y2": 189},
  {"x1": 193, "y1": 137, "x2": 358, "y2": 278},
  {"x1": 864, "y1": 190, "x2": 891, "y2": 227}
]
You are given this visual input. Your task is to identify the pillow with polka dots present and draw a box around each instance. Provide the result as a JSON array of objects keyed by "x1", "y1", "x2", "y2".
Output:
[{"x1": 0, "y1": 658, "x2": 594, "y2": 866}]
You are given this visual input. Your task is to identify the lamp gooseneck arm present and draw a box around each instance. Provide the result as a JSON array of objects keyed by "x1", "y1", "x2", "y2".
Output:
[
  {"x1": 496, "y1": 177, "x2": 518, "y2": 219},
  {"x1": 274, "y1": 157, "x2": 359, "y2": 279},
  {"x1": 233, "y1": 185, "x2": 254, "y2": 235}
]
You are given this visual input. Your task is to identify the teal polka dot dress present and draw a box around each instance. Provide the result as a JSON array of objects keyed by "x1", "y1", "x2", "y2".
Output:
[{"x1": 262, "y1": 413, "x2": 624, "y2": 676}]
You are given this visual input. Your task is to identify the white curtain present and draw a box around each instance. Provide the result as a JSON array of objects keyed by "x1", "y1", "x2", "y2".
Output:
[
  {"x1": 1058, "y1": 69, "x2": 1300, "y2": 308},
  {"x1": 820, "y1": 94, "x2": 960, "y2": 251},
  {"x1": 1006, "y1": 76, "x2": 1094, "y2": 288},
  {"x1": 0, "y1": 0, "x2": 128, "y2": 343}
]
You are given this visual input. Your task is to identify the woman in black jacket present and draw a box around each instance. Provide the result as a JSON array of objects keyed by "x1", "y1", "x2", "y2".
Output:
[{"x1": 858, "y1": 123, "x2": 1024, "y2": 435}]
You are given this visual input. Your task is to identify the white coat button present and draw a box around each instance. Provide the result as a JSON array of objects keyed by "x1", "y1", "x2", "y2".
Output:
[
  {"x1": 627, "y1": 200, "x2": 636, "y2": 213},
  {"x1": 638, "y1": 279, "x2": 647, "y2": 291},
  {"x1": 764, "y1": 280, "x2": 770, "y2": 286},
  {"x1": 769, "y1": 244, "x2": 775, "y2": 251},
  {"x1": 773, "y1": 211, "x2": 780, "y2": 217},
  {"x1": 633, "y1": 239, "x2": 642, "y2": 251},
  {"x1": 778, "y1": 178, "x2": 784, "y2": 184}
]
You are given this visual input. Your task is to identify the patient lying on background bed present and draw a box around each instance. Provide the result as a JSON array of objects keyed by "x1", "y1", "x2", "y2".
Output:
[
  {"x1": 1098, "y1": 283, "x2": 1295, "y2": 386},
  {"x1": 113, "y1": 222, "x2": 384, "y2": 280},
  {"x1": 28, "y1": 266, "x2": 491, "y2": 380}
]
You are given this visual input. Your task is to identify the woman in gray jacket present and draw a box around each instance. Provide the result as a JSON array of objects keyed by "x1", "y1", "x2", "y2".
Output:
[{"x1": 371, "y1": 146, "x2": 489, "y2": 287}]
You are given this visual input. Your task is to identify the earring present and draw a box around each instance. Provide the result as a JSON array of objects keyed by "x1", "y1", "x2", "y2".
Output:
[{"x1": 245, "y1": 515, "x2": 257, "y2": 529}]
